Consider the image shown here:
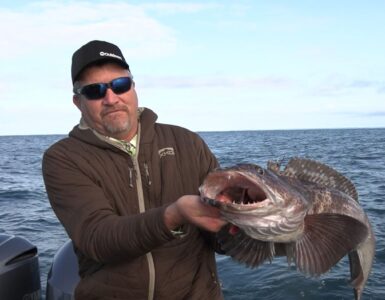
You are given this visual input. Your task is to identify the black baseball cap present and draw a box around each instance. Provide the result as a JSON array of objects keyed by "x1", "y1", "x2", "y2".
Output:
[{"x1": 71, "y1": 40, "x2": 130, "y2": 83}]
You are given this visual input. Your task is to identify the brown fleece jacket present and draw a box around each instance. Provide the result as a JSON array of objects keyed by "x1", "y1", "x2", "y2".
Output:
[{"x1": 42, "y1": 108, "x2": 223, "y2": 300}]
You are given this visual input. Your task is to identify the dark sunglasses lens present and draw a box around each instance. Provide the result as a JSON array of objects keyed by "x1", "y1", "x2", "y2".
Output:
[
  {"x1": 111, "y1": 77, "x2": 132, "y2": 94},
  {"x1": 79, "y1": 77, "x2": 132, "y2": 100},
  {"x1": 81, "y1": 84, "x2": 107, "y2": 100}
]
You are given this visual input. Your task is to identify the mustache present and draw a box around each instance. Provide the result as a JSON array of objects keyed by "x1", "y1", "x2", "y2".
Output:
[{"x1": 101, "y1": 105, "x2": 129, "y2": 117}]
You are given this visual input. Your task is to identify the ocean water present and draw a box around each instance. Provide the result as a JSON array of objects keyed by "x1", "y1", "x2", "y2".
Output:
[{"x1": 0, "y1": 128, "x2": 384, "y2": 299}]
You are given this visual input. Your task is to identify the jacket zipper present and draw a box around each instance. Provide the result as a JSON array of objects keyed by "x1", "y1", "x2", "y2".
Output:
[
  {"x1": 144, "y1": 162, "x2": 152, "y2": 186},
  {"x1": 132, "y1": 124, "x2": 155, "y2": 300}
]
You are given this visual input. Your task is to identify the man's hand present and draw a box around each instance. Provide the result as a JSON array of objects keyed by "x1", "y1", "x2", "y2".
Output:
[{"x1": 164, "y1": 195, "x2": 227, "y2": 232}]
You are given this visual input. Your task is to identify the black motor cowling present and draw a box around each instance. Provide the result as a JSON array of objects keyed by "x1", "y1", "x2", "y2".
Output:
[
  {"x1": 46, "y1": 240, "x2": 79, "y2": 300},
  {"x1": 0, "y1": 234, "x2": 41, "y2": 300}
]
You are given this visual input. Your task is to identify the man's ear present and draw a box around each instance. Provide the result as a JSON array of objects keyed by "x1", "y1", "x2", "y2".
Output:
[{"x1": 73, "y1": 95, "x2": 81, "y2": 110}]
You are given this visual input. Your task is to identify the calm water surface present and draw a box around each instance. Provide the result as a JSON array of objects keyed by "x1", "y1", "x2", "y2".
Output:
[{"x1": 0, "y1": 128, "x2": 384, "y2": 299}]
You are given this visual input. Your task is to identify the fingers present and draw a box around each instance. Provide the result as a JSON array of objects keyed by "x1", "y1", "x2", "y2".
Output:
[{"x1": 175, "y1": 195, "x2": 227, "y2": 232}]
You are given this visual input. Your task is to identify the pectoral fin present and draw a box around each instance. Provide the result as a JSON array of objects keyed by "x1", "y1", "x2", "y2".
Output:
[
  {"x1": 217, "y1": 225, "x2": 275, "y2": 268},
  {"x1": 294, "y1": 213, "x2": 368, "y2": 276}
]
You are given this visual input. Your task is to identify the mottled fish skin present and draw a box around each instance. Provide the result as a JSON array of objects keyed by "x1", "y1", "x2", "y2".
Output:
[
  {"x1": 199, "y1": 158, "x2": 375, "y2": 300},
  {"x1": 282, "y1": 158, "x2": 375, "y2": 300}
]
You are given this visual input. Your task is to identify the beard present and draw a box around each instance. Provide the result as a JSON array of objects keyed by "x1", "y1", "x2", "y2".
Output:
[
  {"x1": 102, "y1": 110, "x2": 133, "y2": 137},
  {"x1": 81, "y1": 101, "x2": 138, "y2": 139}
]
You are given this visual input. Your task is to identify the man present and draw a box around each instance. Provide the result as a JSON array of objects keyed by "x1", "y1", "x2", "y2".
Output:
[{"x1": 42, "y1": 40, "x2": 226, "y2": 299}]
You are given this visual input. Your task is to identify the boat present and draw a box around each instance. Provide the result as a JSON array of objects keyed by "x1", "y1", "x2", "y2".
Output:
[{"x1": 0, "y1": 234, "x2": 78, "y2": 300}]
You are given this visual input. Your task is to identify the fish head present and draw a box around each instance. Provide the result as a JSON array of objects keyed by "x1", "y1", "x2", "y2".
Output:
[{"x1": 199, "y1": 164, "x2": 310, "y2": 241}]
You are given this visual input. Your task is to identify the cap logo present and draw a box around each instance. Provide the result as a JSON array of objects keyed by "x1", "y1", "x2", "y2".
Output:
[{"x1": 99, "y1": 51, "x2": 123, "y2": 60}]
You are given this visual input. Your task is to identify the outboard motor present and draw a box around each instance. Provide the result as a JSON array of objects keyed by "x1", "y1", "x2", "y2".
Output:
[
  {"x1": 46, "y1": 240, "x2": 80, "y2": 300},
  {"x1": 0, "y1": 234, "x2": 41, "y2": 300}
]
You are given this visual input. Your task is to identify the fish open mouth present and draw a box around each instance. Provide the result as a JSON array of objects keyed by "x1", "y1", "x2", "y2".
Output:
[{"x1": 201, "y1": 172, "x2": 268, "y2": 209}]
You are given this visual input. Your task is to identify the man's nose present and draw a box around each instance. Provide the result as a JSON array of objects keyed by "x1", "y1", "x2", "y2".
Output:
[{"x1": 102, "y1": 88, "x2": 119, "y2": 105}]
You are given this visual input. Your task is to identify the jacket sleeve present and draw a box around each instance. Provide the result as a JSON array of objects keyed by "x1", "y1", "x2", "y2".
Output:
[{"x1": 42, "y1": 143, "x2": 175, "y2": 264}]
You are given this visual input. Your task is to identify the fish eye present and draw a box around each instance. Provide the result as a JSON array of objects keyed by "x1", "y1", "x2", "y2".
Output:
[{"x1": 255, "y1": 166, "x2": 264, "y2": 175}]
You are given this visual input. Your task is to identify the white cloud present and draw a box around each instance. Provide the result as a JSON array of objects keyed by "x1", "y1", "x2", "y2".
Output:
[
  {"x1": 311, "y1": 76, "x2": 385, "y2": 97},
  {"x1": 138, "y1": 74, "x2": 296, "y2": 89},
  {"x1": 0, "y1": 1, "x2": 177, "y2": 59},
  {"x1": 141, "y1": 2, "x2": 220, "y2": 14}
]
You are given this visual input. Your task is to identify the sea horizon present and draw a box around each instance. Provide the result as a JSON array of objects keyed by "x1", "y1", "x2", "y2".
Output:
[{"x1": 1, "y1": 125, "x2": 384, "y2": 138}]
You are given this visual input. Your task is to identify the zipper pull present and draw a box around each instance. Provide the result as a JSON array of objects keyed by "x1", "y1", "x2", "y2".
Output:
[
  {"x1": 128, "y1": 167, "x2": 134, "y2": 188},
  {"x1": 144, "y1": 163, "x2": 152, "y2": 186}
]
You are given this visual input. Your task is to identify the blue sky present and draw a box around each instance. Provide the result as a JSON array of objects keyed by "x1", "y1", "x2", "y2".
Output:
[{"x1": 1, "y1": 1, "x2": 384, "y2": 135}]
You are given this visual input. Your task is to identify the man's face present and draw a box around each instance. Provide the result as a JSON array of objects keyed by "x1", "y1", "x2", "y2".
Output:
[{"x1": 73, "y1": 63, "x2": 138, "y2": 140}]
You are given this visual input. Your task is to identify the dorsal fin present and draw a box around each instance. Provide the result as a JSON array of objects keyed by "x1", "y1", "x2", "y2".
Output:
[{"x1": 282, "y1": 157, "x2": 358, "y2": 201}]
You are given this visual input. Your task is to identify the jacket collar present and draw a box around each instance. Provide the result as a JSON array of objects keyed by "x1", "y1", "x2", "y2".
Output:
[{"x1": 69, "y1": 107, "x2": 158, "y2": 150}]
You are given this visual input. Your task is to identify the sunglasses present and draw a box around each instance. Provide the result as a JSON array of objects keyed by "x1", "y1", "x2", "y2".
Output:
[{"x1": 74, "y1": 76, "x2": 133, "y2": 100}]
